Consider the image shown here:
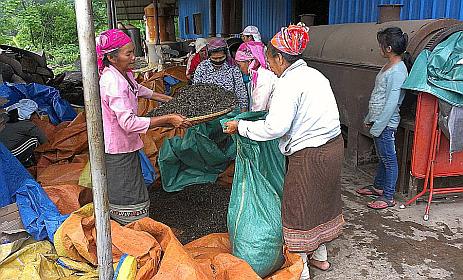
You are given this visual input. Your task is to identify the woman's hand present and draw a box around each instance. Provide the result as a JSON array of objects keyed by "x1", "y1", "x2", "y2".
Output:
[
  {"x1": 223, "y1": 120, "x2": 239, "y2": 134},
  {"x1": 168, "y1": 114, "x2": 192, "y2": 128},
  {"x1": 152, "y1": 92, "x2": 173, "y2": 103}
]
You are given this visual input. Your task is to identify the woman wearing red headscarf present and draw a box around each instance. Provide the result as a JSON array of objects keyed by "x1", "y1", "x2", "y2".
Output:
[
  {"x1": 224, "y1": 23, "x2": 344, "y2": 279},
  {"x1": 96, "y1": 29, "x2": 191, "y2": 225}
]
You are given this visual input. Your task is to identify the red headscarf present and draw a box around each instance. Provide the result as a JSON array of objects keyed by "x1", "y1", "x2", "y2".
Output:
[
  {"x1": 95, "y1": 29, "x2": 132, "y2": 75},
  {"x1": 270, "y1": 22, "x2": 310, "y2": 56}
]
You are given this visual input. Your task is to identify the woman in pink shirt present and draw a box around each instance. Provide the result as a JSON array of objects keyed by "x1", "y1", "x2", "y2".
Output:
[{"x1": 96, "y1": 29, "x2": 191, "y2": 224}]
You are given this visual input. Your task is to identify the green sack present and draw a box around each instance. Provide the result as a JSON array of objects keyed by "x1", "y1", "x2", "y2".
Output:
[
  {"x1": 222, "y1": 111, "x2": 285, "y2": 277},
  {"x1": 158, "y1": 109, "x2": 239, "y2": 192}
]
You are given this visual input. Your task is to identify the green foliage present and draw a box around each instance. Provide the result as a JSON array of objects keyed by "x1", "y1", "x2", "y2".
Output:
[{"x1": 0, "y1": 0, "x2": 108, "y2": 75}]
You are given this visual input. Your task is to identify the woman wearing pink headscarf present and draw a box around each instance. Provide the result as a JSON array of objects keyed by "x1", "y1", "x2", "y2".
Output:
[
  {"x1": 235, "y1": 41, "x2": 277, "y2": 111},
  {"x1": 225, "y1": 23, "x2": 344, "y2": 279},
  {"x1": 96, "y1": 29, "x2": 191, "y2": 225}
]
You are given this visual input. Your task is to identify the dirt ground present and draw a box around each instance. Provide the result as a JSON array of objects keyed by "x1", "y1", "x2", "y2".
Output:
[{"x1": 149, "y1": 165, "x2": 463, "y2": 280}]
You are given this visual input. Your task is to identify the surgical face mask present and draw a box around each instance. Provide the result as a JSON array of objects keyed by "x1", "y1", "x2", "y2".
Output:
[{"x1": 210, "y1": 58, "x2": 226, "y2": 66}]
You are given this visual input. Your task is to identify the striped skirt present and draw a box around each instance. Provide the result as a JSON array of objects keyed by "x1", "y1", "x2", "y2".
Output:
[
  {"x1": 105, "y1": 150, "x2": 149, "y2": 225},
  {"x1": 282, "y1": 135, "x2": 345, "y2": 252}
]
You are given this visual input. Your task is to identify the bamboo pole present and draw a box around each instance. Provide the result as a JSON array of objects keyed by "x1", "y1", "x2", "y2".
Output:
[{"x1": 74, "y1": 0, "x2": 114, "y2": 279}]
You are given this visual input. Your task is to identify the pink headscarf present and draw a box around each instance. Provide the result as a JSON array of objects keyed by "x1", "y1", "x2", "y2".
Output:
[
  {"x1": 235, "y1": 41, "x2": 267, "y2": 87},
  {"x1": 95, "y1": 29, "x2": 132, "y2": 75},
  {"x1": 207, "y1": 38, "x2": 235, "y2": 66}
]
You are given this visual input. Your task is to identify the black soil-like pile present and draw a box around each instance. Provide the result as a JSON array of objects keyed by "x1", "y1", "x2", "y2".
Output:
[
  {"x1": 146, "y1": 83, "x2": 237, "y2": 118},
  {"x1": 149, "y1": 184, "x2": 231, "y2": 244}
]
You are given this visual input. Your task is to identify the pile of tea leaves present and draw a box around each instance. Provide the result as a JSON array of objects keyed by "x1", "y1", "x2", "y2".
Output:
[{"x1": 146, "y1": 83, "x2": 237, "y2": 118}]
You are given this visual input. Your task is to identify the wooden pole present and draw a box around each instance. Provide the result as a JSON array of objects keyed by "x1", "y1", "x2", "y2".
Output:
[
  {"x1": 74, "y1": 0, "x2": 114, "y2": 279},
  {"x1": 153, "y1": 0, "x2": 161, "y2": 44}
]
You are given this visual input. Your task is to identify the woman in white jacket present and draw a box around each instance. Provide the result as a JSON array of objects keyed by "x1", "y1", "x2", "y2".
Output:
[{"x1": 224, "y1": 23, "x2": 344, "y2": 280}]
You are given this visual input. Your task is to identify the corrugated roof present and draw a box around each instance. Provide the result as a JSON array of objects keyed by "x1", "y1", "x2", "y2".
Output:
[
  {"x1": 115, "y1": 0, "x2": 176, "y2": 21},
  {"x1": 116, "y1": 0, "x2": 152, "y2": 20}
]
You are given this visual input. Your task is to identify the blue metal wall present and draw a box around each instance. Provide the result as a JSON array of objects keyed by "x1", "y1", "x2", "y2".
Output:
[
  {"x1": 329, "y1": 0, "x2": 463, "y2": 24},
  {"x1": 178, "y1": 0, "x2": 210, "y2": 39},
  {"x1": 178, "y1": 0, "x2": 293, "y2": 41},
  {"x1": 242, "y1": 0, "x2": 293, "y2": 42}
]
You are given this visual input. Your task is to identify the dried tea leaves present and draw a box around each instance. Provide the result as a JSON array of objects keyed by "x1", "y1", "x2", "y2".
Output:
[{"x1": 146, "y1": 83, "x2": 237, "y2": 118}]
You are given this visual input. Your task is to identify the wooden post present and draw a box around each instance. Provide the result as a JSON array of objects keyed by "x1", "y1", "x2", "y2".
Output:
[
  {"x1": 153, "y1": 0, "x2": 161, "y2": 44},
  {"x1": 209, "y1": 0, "x2": 217, "y2": 36},
  {"x1": 74, "y1": 0, "x2": 114, "y2": 279}
]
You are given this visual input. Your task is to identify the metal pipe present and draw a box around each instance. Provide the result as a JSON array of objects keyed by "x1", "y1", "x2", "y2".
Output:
[
  {"x1": 111, "y1": 0, "x2": 117, "y2": 29},
  {"x1": 106, "y1": 0, "x2": 117, "y2": 29},
  {"x1": 74, "y1": 0, "x2": 114, "y2": 279}
]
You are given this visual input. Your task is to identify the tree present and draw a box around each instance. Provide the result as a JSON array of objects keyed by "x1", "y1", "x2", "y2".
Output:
[{"x1": 0, "y1": 0, "x2": 108, "y2": 73}]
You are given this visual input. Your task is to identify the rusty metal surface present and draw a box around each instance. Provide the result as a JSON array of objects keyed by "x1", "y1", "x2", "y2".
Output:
[
  {"x1": 377, "y1": 4, "x2": 402, "y2": 24},
  {"x1": 304, "y1": 19, "x2": 461, "y2": 67},
  {"x1": 303, "y1": 18, "x2": 463, "y2": 193}
]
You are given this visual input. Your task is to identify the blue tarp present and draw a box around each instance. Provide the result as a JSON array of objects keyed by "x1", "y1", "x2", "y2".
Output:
[
  {"x1": 0, "y1": 143, "x2": 67, "y2": 241},
  {"x1": 164, "y1": 76, "x2": 180, "y2": 96},
  {"x1": 139, "y1": 150, "x2": 156, "y2": 188},
  {"x1": 0, "y1": 82, "x2": 77, "y2": 125}
]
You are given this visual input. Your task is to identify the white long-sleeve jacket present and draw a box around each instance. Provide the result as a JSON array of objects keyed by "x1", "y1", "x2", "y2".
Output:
[{"x1": 238, "y1": 59, "x2": 341, "y2": 156}]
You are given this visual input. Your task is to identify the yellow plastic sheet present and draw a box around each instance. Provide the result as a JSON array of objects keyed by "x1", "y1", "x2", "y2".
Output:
[{"x1": 0, "y1": 237, "x2": 99, "y2": 279}]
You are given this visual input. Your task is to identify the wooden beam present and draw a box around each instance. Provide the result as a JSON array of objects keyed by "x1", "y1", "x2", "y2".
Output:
[{"x1": 74, "y1": 0, "x2": 114, "y2": 278}]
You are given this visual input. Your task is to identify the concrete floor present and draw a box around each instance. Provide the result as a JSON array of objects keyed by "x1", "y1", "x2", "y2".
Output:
[{"x1": 313, "y1": 165, "x2": 463, "y2": 280}]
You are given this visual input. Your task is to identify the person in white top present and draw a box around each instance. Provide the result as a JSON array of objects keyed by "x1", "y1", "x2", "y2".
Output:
[
  {"x1": 224, "y1": 23, "x2": 344, "y2": 280},
  {"x1": 235, "y1": 41, "x2": 277, "y2": 111}
]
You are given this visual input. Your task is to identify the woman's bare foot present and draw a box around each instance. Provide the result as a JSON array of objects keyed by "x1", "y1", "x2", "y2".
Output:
[{"x1": 308, "y1": 259, "x2": 331, "y2": 271}]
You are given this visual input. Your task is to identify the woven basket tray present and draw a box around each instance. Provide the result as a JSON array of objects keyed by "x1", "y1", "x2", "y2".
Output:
[{"x1": 187, "y1": 107, "x2": 235, "y2": 125}]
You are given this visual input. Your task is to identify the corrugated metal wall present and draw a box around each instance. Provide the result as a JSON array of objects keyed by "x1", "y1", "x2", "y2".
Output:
[
  {"x1": 178, "y1": 0, "x2": 210, "y2": 39},
  {"x1": 242, "y1": 0, "x2": 293, "y2": 42},
  {"x1": 178, "y1": 0, "x2": 293, "y2": 41},
  {"x1": 329, "y1": 0, "x2": 463, "y2": 24}
]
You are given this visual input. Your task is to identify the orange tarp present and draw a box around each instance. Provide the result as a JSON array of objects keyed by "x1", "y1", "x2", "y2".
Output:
[
  {"x1": 43, "y1": 184, "x2": 93, "y2": 215},
  {"x1": 54, "y1": 204, "x2": 302, "y2": 280},
  {"x1": 37, "y1": 162, "x2": 87, "y2": 186}
]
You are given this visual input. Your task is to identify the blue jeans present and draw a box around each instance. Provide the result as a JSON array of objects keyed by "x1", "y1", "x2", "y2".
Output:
[{"x1": 373, "y1": 127, "x2": 398, "y2": 200}]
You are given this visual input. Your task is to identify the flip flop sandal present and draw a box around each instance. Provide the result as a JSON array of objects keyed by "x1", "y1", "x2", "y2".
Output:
[
  {"x1": 367, "y1": 196, "x2": 396, "y2": 209},
  {"x1": 356, "y1": 185, "x2": 384, "y2": 196},
  {"x1": 308, "y1": 259, "x2": 332, "y2": 272}
]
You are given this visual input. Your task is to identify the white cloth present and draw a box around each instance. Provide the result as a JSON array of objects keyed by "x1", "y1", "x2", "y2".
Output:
[
  {"x1": 250, "y1": 67, "x2": 277, "y2": 111},
  {"x1": 298, "y1": 244, "x2": 327, "y2": 280},
  {"x1": 195, "y1": 38, "x2": 208, "y2": 53},
  {"x1": 6, "y1": 99, "x2": 38, "y2": 120},
  {"x1": 311, "y1": 244, "x2": 328, "y2": 261},
  {"x1": 242, "y1": 25, "x2": 262, "y2": 42},
  {"x1": 298, "y1": 253, "x2": 311, "y2": 280},
  {"x1": 238, "y1": 59, "x2": 341, "y2": 155}
]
